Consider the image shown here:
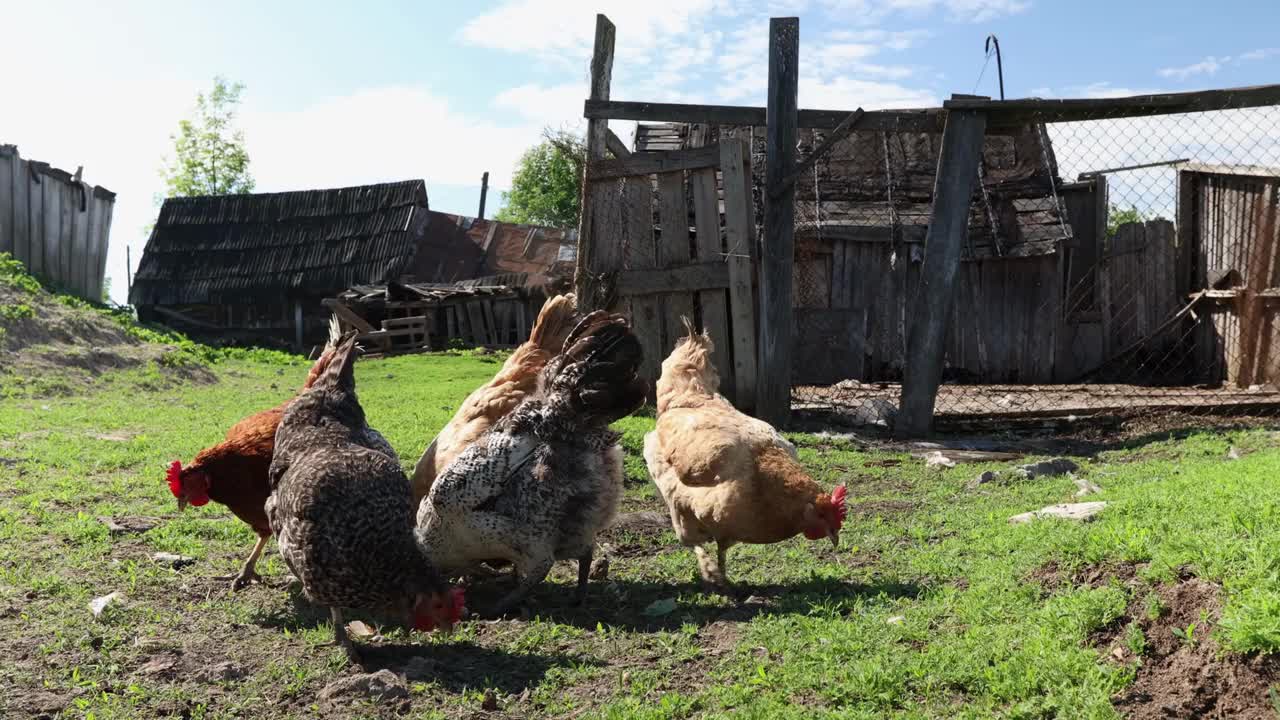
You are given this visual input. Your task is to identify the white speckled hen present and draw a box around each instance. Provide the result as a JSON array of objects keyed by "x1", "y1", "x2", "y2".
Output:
[
  {"x1": 415, "y1": 311, "x2": 647, "y2": 616},
  {"x1": 266, "y1": 333, "x2": 463, "y2": 659}
]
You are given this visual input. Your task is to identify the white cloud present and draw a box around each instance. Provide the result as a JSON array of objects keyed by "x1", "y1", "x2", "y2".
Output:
[
  {"x1": 820, "y1": 0, "x2": 1028, "y2": 23},
  {"x1": 493, "y1": 83, "x2": 589, "y2": 132},
  {"x1": 1239, "y1": 48, "x2": 1280, "y2": 62},
  {"x1": 799, "y1": 76, "x2": 938, "y2": 110},
  {"x1": 1158, "y1": 56, "x2": 1227, "y2": 81},
  {"x1": 1070, "y1": 82, "x2": 1166, "y2": 99}
]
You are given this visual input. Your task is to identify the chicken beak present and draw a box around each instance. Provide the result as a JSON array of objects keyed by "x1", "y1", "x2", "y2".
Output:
[{"x1": 828, "y1": 530, "x2": 840, "y2": 550}]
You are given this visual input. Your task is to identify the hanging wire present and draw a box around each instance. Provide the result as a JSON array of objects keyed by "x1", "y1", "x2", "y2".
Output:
[{"x1": 984, "y1": 34, "x2": 1005, "y2": 100}]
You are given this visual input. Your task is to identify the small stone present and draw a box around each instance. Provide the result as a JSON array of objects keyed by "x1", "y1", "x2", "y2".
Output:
[
  {"x1": 966, "y1": 470, "x2": 999, "y2": 489},
  {"x1": 1071, "y1": 475, "x2": 1102, "y2": 498},
  {"x1": 195, "y1": 661, "x2": 244, "y2": 683},
  {"x1": 481, "y1": 689, "x2": 499, "y2": 711},
  {"x1": 1015, "y1": 458, "x2": 1079, "y2": 480},
  {"x1": 1009, "y1": 501, "x2": 1107, "y2": 525},
  {"x1": 151, "y1": 552, "x2": 195, "y2": 569},
  {"x1": 345, "y1": 620, "x2": 377, "y2": 639},
  {"x1": 744, "y1": 595, "x2": 767, "y2": 606},
  {"x1": 924, "y1": 451, "x2": 957, "y2": 469},
  {"x1": 319, "y1": 670, "x2": 409, "y2": 709},
  {"x1": 589, "y1": 556, "x2": 610, "y2": 581},
  {"x1": 98, "y1": 516, "x2": 159, "y2": 535},
  {"x1": 89, "y1": 592, "x2": 123, "y2": 618},
  {"x1": 135, "y1": 653, "x2": 180, "y2": 676},
  {"x1": 1227, "y1": 446, "x2": 1243, "y2": 460},
  {"x1": 886, "y1": 615, "x2": 905, "y2": 625},
  {"x1": 1111, "y1": 645, "x2": 1126, "y2": 661}
]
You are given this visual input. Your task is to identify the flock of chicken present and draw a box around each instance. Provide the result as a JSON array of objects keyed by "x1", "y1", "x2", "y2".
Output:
[{"x1": 166, "y1": 295, "x2": 847, "y2": 660}]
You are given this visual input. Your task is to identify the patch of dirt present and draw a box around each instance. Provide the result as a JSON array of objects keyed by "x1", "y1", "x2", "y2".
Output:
[
  {"x1": 1030, "y1": 559, "x2": 1144, "y2": 595},
  {"x1": 0, "y1": 283, "x2": 215, "y2": 393},
  {"x1": 1105, "y1": 579, "x2": 1280, "y2": 719}
]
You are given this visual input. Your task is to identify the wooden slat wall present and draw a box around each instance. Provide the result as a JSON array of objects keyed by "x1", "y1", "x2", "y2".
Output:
[{"x1": 0, "y1": 147, "x2": 114, "y2": 300}]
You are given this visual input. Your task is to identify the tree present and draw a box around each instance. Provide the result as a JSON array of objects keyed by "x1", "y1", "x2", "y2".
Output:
[
  {"x1": 161, "y1": 77, "x2": 255, "y2": 197},
  {"x1": 495, "y1": 129, "x2": 585, "y2": 228},
  {"x1": 1107, "y1": 204, "x2": 1144, "y2": 238}
]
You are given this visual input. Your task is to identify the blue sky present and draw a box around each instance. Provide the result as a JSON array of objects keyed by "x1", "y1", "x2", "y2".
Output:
[{"x1": 2, "y1": 0, "x2": 1277, "y2": 304}]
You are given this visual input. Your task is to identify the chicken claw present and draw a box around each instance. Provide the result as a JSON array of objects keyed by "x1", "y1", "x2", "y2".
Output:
[
  {"x1": 572, "y1": 550, "x2": 593, "y2": 607},
  {"x1": 229, "y1": 569, "x2": 263, "y2": 592}
]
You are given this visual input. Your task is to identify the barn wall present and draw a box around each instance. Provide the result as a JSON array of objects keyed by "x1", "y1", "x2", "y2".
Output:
[{"x1": 792, "y1": 236, "x2": 1062, "y2": 385}]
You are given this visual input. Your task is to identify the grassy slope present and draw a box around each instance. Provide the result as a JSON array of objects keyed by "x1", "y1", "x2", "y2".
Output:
[{"x1": 3, "y1": 305, "x2": 1280, "y2": 717}]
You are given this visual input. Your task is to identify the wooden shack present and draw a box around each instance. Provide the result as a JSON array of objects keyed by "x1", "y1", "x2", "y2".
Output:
[
  {"x1": 130, "y1": 181, "x2": 434, "y2": 348},
  {"x1": 635, "y1": 122, "x2": 1098, "y2": 385}
]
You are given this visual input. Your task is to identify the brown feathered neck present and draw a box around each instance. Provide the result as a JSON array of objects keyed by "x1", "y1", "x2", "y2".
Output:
[{"x1": 656, "y1": 321, "x2": 720, "y2": 414}]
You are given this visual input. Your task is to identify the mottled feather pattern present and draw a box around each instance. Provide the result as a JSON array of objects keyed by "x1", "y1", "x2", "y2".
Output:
[
  {"x1": 268, "y1": 334, "x2": 446, "y2": 613},
  {"x1": 415, "y1": 312, "x2": 644, "y2": 606}
]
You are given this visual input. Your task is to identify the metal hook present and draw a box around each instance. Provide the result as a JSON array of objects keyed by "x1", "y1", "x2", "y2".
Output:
[{"x1": 984, "y1": 34, "x2": 1005, "y2": 100}]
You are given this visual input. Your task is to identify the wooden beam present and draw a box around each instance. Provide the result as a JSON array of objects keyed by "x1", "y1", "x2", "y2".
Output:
[
  {"x1": 721, "y1": 139, "x2": 759, "y2": 411},
  {"x1": 321, "y1": 298, "x2": 377, "y2": 334},
  {"x1": 896, "y1": 106, "x2": 988, "y2": 438},
  {"x1": 771, "y1": 108, "x2": 864, "y2": 199},
  {"x1": 477, "y1": 171, "x2": 489, "y2": 219},
  {"x1": 585, "y1": 99, "x2": 945, "y2": 133},
  {"x1": 756, "y1": 17, "x2": 799, "y2": 429},
  {"x1": 573, "y1": 13, "x2": 616, "y2": 310},
  {"x1": 605, "y1": 129, "x2": 631, "y2": 159},
  {"x1": 587, "y1": 145, "x2": 719, "y2": 181},
  {"x1": 151, "y1": 305, "x2": 222, "y2": 330},
  {"x1": 945, "y1": 83, "x2": 1280, "y2": 126},
  {"x1": 616, "y1": 262, "x2": 730, "y2": 296}
]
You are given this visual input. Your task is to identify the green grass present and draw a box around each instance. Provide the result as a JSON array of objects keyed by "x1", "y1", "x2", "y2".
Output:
[{"x1": 3, "y1": 296, "x2": 1280, "y2": 716}]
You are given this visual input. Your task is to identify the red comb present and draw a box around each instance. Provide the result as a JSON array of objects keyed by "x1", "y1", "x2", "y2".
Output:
[
  {"x1": 831, "y1": 485, "x2": 848, "y2": 523},
  {"x1": 449, "y1": 586, "x2": 467, "y2": 623},
  {"x1": 167, "y1": 460, "x2": 183, "y2": 498}
]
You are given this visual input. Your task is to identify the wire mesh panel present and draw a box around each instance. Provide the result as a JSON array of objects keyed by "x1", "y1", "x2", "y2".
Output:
[{"x1": 789, "y1": 101, "x2": 1280, "y2": 429}]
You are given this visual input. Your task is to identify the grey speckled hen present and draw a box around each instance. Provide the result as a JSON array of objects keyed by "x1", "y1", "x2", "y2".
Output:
[
  {"x1": 266, "y1": 333, "x2": 462, "y2": 660},
  {"x1": 415, "y1": 312, "x2": 647, "y2": 616}
]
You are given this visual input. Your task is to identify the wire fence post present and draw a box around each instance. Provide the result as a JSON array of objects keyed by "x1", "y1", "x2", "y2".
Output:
[{"x1": 897, "y1": 105, "x2": 988, "y2": 438}]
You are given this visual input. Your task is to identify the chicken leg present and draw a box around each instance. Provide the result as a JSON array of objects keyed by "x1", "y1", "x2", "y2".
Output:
[
  {"x1": 695, "y1": 541, "x2": 738, "y2": 595},
  {"x1": 572, "y1": 549, "x2": 593, "y2": 606},
  {"x1": 229, "y1": 534, "x2": 270, "y2": 591},
  {"x1": 325, "y1": 607, "x2": 361, "y2": 663},
  {"x1": 488, "y1": 555, "x2": 554, "y2": 617}
]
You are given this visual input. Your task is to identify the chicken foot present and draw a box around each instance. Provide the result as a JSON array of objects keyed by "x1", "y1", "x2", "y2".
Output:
[
  {"x1": 487, "y1": 555, "x2": 554, "y2": 618},
  {"x1": 323, "y1": 607, "x2": 362, "y2": 663},
  {"x1": 694, "y1": 542, "x2": 739, "y2": 596},
  {"x1": 228, "y1": 535, "x2": 270, "y2": 591},
  {"x1": 572, "y1": 549, "x2": 593, "y2": 606}
]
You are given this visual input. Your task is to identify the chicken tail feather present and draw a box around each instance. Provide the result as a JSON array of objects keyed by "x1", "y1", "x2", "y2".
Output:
[
  {"x1": 527, "y1": 293, "x2": 578, "y2": 354},
  {"x1": 543, "y1": 311, "x2": 647, "y2": 425}
]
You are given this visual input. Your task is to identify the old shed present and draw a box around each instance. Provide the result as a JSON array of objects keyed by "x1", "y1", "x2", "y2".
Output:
[
  {"x1": 633, "y1": 122, "x2": 1104, "y2": 385},
  {"x1": 130, "y1": 180, "x2": 432, "y2": 348}
]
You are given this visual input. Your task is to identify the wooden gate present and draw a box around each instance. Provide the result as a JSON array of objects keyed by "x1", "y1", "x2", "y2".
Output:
[{"x1": 577, "y1": 138, "x2": 759, "y2": 409}]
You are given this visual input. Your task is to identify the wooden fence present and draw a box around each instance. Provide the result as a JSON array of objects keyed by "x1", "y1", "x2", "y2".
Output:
[{"x1": 0, "y1": 145, "x2": 115, "y2": 300}]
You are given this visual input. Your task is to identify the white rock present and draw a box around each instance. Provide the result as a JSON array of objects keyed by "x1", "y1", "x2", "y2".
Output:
[
  {"x1": 1071, "y1": 475, "x2": 1102, "y2": 498},
  {"x1": 1009, "y1": 502, "x2": 1107, "y2": 525},
  {"x1": 886, "y1": 615, "x2": 905, "y2": 625},
  {"x1": 151, "y1": 552, "x2": 195, "y2": 569},
  {"x1": 89, "y1": 592, "x2": 123, "y2": 618},
  {"x1": 924, "y1": 451, "x2": 957, "y2": 469}
]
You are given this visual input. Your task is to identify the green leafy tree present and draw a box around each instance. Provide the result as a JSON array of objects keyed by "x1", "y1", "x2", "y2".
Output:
[
  {"x1": 495, "y1": 130, "x2": 584, "y2": 228},
  {"x1": 161, "y1": 77, "x2": 255, "y2": 197},
  {"x1": 1107, "y1": 204, "x2": 1144, "y2": 237}
]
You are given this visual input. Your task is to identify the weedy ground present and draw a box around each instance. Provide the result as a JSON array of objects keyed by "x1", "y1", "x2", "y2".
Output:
[{"x1": 3, "y1": 271, "x2": 1280, "y2": 718}]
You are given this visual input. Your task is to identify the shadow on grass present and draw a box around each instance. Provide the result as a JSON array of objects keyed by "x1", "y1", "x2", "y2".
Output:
[{"x1": 356, "y1": 641, "x2": 602, "y2": 694}]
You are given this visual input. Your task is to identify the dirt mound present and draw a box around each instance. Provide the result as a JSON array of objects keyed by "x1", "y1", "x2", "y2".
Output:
[
  {"x1": 0, "y1": 282, "x2": 211, "y2": 393},
  {"x1": 1107, "y1": 579, "x2": 1280, "y2": 719}
]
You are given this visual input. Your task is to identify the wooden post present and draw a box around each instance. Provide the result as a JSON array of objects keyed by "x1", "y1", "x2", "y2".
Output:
[
  {"x1": 478, "y1": 171, "x2": 489, "y2": 219},
  {"x1": 294, "y1": 300, "x2": 304, "y2": 351},
  {"x1": 573, "y1": 14, "x2": 616, "y2": 312},
  {"x1": 757, "y1": 17, "x2": 799, "y2": 428},
  {"x1": 126, "y1": 244, "x2": 132, "y2": 297},
  {"x1": 896, "y1": 106, "x2": 988, "y2": 438}
]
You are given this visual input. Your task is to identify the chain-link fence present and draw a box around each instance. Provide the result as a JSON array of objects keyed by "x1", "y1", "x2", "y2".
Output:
[{"x1": 789, "y1": 101, "x2": 1280, "y2": 430}]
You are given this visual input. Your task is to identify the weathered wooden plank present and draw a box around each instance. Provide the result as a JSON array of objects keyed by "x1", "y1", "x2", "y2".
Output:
[
  {"x1": 756, "y1": 17, "x2": 799, "y2": 427},
  {"x1": 95, "y1": 196, "x2": 113, "y2": 299},
  {"x1": 10, "y1": 153, "x2": 28, "y2": 265},
  {"x1": 657, "y1": 171, "x2": 695, "y2": 350},
  {"x1": 584, "y1": 99, "x2": 945, "y2": 134},
  {"x1": 688, "y1": 139, "x2": 735, "y2": 400},
  {"x1": 947, "y1": 83, "x2": 1280, "y2": 127},
  {"x1": 831, "y1": 239, "x2": 849, "y2": 309},
  {"x1": 721, "y1": 138, "x2": 759, "y2": 411},
  {"x1": 58, "y1": 181, "x2": 74, "y2": 293},
  {"x1": 482, "y1": 299, "x2": 499, "y2": 346},
  {"x1": 616, "y1": 262, "x2": 729, "y2": 296},
  {"x1": 465, "y1": 301, "x2": 489, "y2": 345},
  {"x1": 321, "y1": 298, "x2": 379, "y2": 333},
  {"x1": 71, "y1": 185, "x2": 90, "y2": 297},
  {"x1": 573, "y1": 13, "x2": 616, "y2": 310},
  {"x1": 622, "y1": 171, "x2": 664, "y2": 388},
  {"x1": 605, "y1": 129, "x2": 631, "y2": 159},
  {"x1": 0, "y1": 151, "x2": 12, "y2": 257},
  {"x1": 41, "y1": 175, "x2": 62, "y2": 282},
  {"x1": 588, "y1": 145, "x2": 719, "y2": 181},
  {"x1": 897, "y1": 107, "x2": 988, "y2": 437},
  {"x1": 83, "y1": 194, "x2": 102, "y2": 301}
]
